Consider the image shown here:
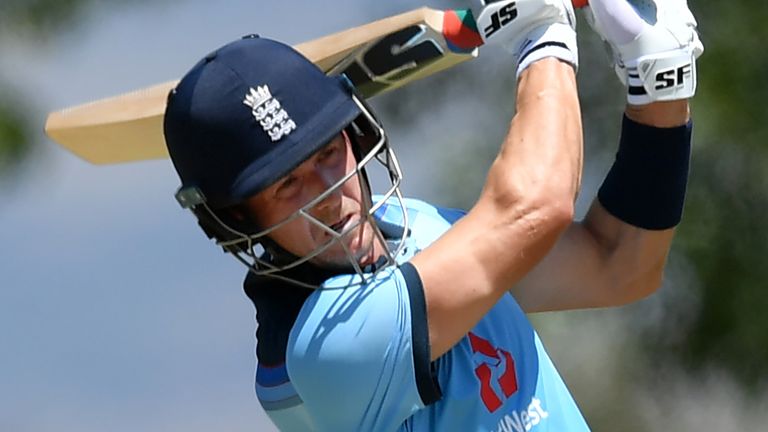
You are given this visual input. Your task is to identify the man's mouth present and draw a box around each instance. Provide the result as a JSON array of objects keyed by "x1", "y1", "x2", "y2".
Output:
[{"x1": 329, "y1": 215, "x2": 352, "y2": 234}]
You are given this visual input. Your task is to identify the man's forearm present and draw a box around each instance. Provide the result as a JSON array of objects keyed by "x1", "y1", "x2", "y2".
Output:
[
  {"x1": 470, "y1": 57, "x2": 583, "y2": 288},
  {"x1": 580, "y1": 99, "x2": 693, "y2": 304},
  {"x1": 410, "y1": 58, "x2": 585, "y2": 358},
  {"x1": 492, "y1": 57, "x2": 583, "y2": 206}
]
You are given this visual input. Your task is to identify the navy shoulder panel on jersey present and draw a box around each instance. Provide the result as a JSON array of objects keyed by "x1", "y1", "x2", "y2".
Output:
[
  {"x1": 244, "y1": 265, "x2": 329, "y2": 366},
  {"x1": 400, "y1": 261, "x2": 442, "y2": 405}
]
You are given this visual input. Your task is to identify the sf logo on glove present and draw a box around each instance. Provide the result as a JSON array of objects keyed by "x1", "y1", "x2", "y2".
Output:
[
  {"x1": 655, "y1": 63, "x2": 693, "y2": 90},
  {"x1": 482, "y1": 1, "x2": 519, "y2": 39}
]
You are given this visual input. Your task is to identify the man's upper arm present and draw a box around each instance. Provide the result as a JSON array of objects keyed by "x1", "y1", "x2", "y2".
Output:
[{"x1": 511, "y1": 200, "x2": 675, "y2": 312}]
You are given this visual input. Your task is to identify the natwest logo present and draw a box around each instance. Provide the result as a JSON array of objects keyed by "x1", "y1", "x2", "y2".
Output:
[
  {"x1": 496, "y1": 397, "x2": 549, "y2": 432},
  {"x1": 468, "y1": 332, "x2": 518, "y2": 412}
]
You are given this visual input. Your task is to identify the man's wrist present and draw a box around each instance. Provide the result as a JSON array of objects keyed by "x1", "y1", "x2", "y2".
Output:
[
  {"x1": 515, "y1": 22, "x2": 578, "y2": 79},
  {"x1": 598, "y1": 114, "x2": 693, "y2": 230},
  {"x1": 517, "y1": 57, "x2": 577, "y2": 97},
  {"x1": 625, "y1": 100, "x2": 690, "y2": 128}
]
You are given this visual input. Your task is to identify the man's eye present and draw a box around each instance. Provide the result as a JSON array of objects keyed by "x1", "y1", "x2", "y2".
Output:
[
  {"x1": 276, "y1": 177, "x2": 300, "y2": 198},
  {"x1": 318, "y1": 142, "x2": 342, "y2": 163}
]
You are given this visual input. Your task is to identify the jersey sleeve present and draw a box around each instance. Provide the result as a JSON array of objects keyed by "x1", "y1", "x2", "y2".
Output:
[{"x1": 286, "y1": 262, "x2": 440, "y2": 432}]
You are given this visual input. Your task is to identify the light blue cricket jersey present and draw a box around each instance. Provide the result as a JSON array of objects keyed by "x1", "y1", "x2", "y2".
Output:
[{"x1": 251, "y1": 197, "x2": 590, "y2": 432}]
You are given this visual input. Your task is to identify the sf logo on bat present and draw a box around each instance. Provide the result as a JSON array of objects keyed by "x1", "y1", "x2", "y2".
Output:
[{"x1": 483, "y1": 1, "x2": 519, "y2": 39}]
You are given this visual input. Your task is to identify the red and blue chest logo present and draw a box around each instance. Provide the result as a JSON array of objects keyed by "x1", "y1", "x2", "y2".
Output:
[{"x1": 468, "y1": 332, "x2": 519, "y2": 413}]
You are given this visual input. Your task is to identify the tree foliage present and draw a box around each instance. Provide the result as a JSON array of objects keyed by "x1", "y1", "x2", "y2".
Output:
[
  {"x1": 0, "y1": 0, "x2": 99, "y2": 173},
  {"x1": 0, "y1": 96, "x2": 30, "y2": 168},
  {"x1": 648, "y1": 0, "x2": 768, "y2": 389},
  {"x1": 0, "y1": 0, "x2": 95, "y2": 32}
]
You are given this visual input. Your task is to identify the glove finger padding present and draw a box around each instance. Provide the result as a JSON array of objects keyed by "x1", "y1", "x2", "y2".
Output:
[
  {"x1": 470, "y1": 0, "x2": 578, "y2": 77},
  {"x1": 584, "y1": 0, "x2": 704, "y2": 104}
]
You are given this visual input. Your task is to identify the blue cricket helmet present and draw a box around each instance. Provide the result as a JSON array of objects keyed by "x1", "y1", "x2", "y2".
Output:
[
  {"x1": 162, "y1": 34, "x2": 408, "y2": 289},
  {"x1": 164, "y1": 35, "x2": 362, "y2": 209}
]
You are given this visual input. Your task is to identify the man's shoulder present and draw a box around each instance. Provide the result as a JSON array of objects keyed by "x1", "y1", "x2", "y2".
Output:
[
  {"x1": 374, "y1": 195, "x2": 467, "y2": 229},
  {"x1": 285, "y1": 264, "x2": 428, "y2": 430}
]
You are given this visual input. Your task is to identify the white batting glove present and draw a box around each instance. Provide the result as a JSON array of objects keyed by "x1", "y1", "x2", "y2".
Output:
[
  {"x1": 469, "y1": 0, "x2": 578, "y2": 78},
  {"x1": 584, "y1": 0, "x2": 704, "y2": 104}
]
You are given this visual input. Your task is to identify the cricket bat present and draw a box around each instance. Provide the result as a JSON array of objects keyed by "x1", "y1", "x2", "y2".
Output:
[
  {"x1": 45, "y1": 2, "x2": 587, "y2": 165},
  {"x1": 44, "y1": 8, "x2": 484, "y2": 165}
]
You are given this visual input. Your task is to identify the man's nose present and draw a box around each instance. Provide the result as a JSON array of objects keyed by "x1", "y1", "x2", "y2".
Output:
[{"x1": 308, "y1": 167, "x2": 343, "y2": 212}]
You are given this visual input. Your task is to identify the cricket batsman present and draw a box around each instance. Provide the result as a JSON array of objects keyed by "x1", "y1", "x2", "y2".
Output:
[{"x1": 162, "y1": 0, "x2": 702, "y2": 430}]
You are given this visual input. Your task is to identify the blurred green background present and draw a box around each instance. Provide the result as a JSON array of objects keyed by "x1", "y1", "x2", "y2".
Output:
[{"x1": 1, "y1": 0, "x2": 766, "y2": 430}]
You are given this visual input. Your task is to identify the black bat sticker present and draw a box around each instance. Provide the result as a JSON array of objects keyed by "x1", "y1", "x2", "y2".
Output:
[{"x1": 340, "y1": 25, "x2": 446, "y2": 97}]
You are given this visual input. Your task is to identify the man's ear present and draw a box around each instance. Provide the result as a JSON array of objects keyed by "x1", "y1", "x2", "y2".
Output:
[
  {"x1": 227, "y1": 206, "x2": 246, "y2": 222},
  {"x1": 218, "y1": 203, "x2": 257, "y2": 233}
]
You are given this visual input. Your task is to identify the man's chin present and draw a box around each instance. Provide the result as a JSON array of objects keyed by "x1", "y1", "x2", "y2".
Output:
[
  {"x1": 311, "y1": 240, "x2": 374, "y2": 271},
  {"x1": 312, "y1": 250, "x2": 366, "y2": 270}
]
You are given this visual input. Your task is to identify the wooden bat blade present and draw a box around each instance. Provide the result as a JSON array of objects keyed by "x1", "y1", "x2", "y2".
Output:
[
  {"x1": 45, "y1": 7, "x2": 482, "y2": 165},
  {"x1": 45, "y1": 80, "x2": 177, "y2": 164}
]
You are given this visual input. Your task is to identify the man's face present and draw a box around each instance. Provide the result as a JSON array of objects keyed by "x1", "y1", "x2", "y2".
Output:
[{"x1": 242, "y1": 131, "x2": 385, "y2": 269}]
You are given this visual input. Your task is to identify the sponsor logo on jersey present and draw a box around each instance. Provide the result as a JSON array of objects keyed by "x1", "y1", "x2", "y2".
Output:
[
  {"x1": 495, "y1": 397, "x2": 550, "y2": 432},
  {"x1": 243, "y1": 85, "x2": 297, "y2": 142},
  {"x1": 468, "y1": 332, "x2": 519, "y2": 412}
]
